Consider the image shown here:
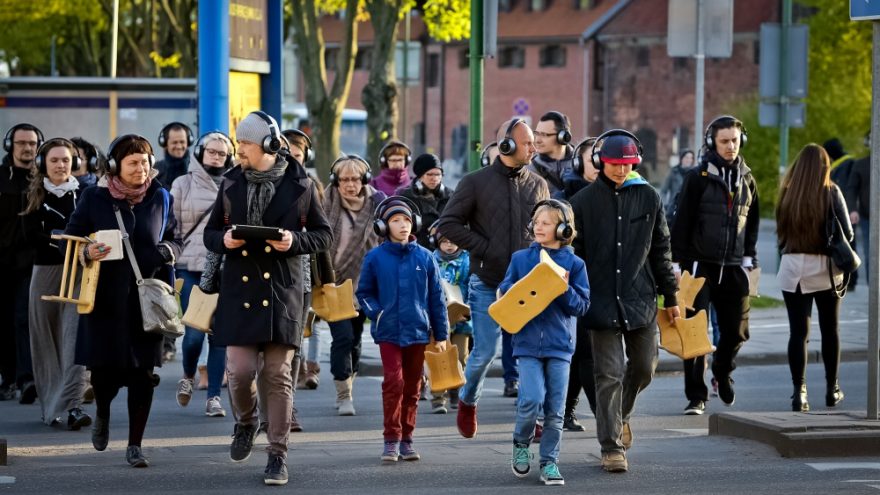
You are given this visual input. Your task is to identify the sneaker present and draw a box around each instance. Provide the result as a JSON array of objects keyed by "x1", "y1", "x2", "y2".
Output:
[
  {"x1": 230, "y1": 423, "x2": 258, "y2": 462},
  {"x1": 206, "y1": 396, "x2": 226, "y2": 417},
  {"x1": 19, "y1": 381, "x2": 37, "y2": 404},
  {"x1": 563, "y1": 414, "x2": 585, "y2": 432},
  {"x1": 431, "y1": 398, "x2": 448, "y2": 414},
  {"x1": 0, "y1": 383, "x2": 17, "y2": 401},
  {"x1": 399, "y1": 440, "x2": 420, "y2": 461},
  {"x1": 126, "y1": 445, "x2": 149, "y2": 468},
  {"x1": 456, "y1": 401, "x2": 478, "y2": 438},
  {"x1": 503, "y1": 380, "x2": 519, "y2": 398},
  {"x1": 601, "y1": 452, "x2": 628, "y2": 473},
  {"x1": 419, "y1": 376, "x2": 430, "y2": 401},
  {"x1": 264, "y1": 454, "x2": 289, "y2": 485},
  {"x1": 92, "y1": 416, "x2": 110, "y2": 451},
  {"x1": 511, "y1": 442, "x2": 532, "y2": 478},
  {"x1": 710, "y1": 377, "x2": 719, "y2": 397},
  {"x1": 620, "y1": 422, "x2": 632, "y2": 450},
  {"x1": 67, "y1": 407, "x2": 93, "y2": 431},
  {"x1": 683, "y1": 399, "x2": 706, "y2": 415},
  {"x1": 716, "y1": 375, "x2": 735, "y2": 406},
  {"x1": 290, "y1": 406, "x2": 303, "y2": 432},
  {"x1": 381, "y1": 441, "x2": 400, "y2": 462},
  {"x1": 540, "y1": 462, "x2": 564, "y2": 486},
  {"x1": 176, "y1": 378, "x2": 194, "y2": 407}
]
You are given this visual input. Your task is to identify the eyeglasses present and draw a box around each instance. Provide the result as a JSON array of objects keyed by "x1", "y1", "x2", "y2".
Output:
[
  {"x1": 205, "y1": 149, "x2": 228, "y2": 159},
  {"x1": 13, "y1": 140, "x2": 38, "y2": 148},
  {"x1": 533, "y1": 131, "x2": 558, "y2": 139},
  {"x1": 337, "y1": 177, "x2": 362, "y2": 184}
]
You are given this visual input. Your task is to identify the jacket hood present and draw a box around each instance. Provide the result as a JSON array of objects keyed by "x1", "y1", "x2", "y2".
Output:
[{"x1": 186, "y1": 150, "x2": 224, "y2": 190}]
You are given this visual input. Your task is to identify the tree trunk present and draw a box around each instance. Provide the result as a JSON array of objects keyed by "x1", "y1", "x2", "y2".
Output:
[{"x1": 363, "y1": 0, "x2": 403, "y2": 169}]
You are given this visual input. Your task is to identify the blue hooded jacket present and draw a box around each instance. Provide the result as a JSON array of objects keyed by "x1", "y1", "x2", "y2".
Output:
[
  {"x1": 357, "y1": 240, "x2": 449, "y2": 346},
  {"x1": 432, "y1": 249, "x2": 473, "y2": 335},
  {"x1": 498, "y1": 243, "x2": 591, "y2": 362}
]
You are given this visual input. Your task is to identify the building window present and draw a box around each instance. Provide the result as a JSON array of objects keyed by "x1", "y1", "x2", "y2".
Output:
[
  {"x1": 499, "y1": 0, "x2": 517, "y2": 12},
  {"x1": 354, "y1": 47, "x2": 372, "y2": 71},
  {"x1": 539, "y1": 45, "x2": 566, "y2": 68},
  {"x1": 426, "y1": 53, "x2": 440, "y2": 87},
  {"x1": 458, "y1": 48, "x2": 470, "y2": 69},
  {"x1": 530, "y1": 0, "x2": 551, "y2": 11},
  {"x1": 753, "y1": 40, "x2": 760, "y2": 65},
  {"x1": 324, "y1": 47, "x2": 339, "y2": 70},
  {"x1": 498, "y1": 46, "x2": 525, "y2": 69},
  {"x1": 636, "y1": 46, "x2": 650, "y2": 67}
]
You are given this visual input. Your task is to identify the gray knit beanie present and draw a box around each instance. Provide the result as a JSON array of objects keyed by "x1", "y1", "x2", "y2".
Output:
[{"x1": 236, "y1": 112, "x2": 276, "y2": 145}]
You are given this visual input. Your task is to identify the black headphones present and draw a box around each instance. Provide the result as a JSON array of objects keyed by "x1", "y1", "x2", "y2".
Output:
[
  {"x1": 157, "y1": 122, "x2": 194, "y2": 149},
  {"x1": 542, "y1": 111, "x2": 573, "y2": 145},
  {"x1": 591, "y1": 129, "x2": 643, "y2": 170},
  {"x1": 4, "y1": 123, "x2": 45, "y2": 153},
  {"x1": 480, "y1": 141, "x2": 498, "y2": 167},
  {"x1": 106, "y1": 134, "x2": 155, "y2": 176},
  {"x1": 572, "y1": 137, "x2": 596, "y2": 175},
  {"x1": 329, "y1": 154, "x2": 373, "y2": 187},
  {"x1": 704, "y1": 115, "x2": 748, "y2": 151},
  {"x1": 249, "y1": 111, "x2": 283, "y2": 154},
  {"x1": 379, "y1": 140, "x2": 412, "y2": 167},
  {"x1": 282, "y1": 129, "x2": 315, "y2": 163},
  {"x1": 71, "y1": 137, "x2": 102, "y2": 173},
  {"x1": 498, "y1": 118, "x2": 525, "y2": 156},
  {"x1": 373, "y1": 195, "x2": 423, "y2": 237},
  {"x1": 528, "y1": 198, "x2": 574, "y2": 243},
  {"x1": 193, "y1": 131, "x2": 235, "y2": 168},
  {"x1": 36, "y1": 137, "x2": 80, "y2": 174},
  {"x1": 427, "y1": 219, "x2": 441, "y2": 249}
]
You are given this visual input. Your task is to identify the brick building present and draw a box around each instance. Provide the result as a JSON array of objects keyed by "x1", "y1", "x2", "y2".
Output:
[{"x1": 294, "y1": 0, "x2": 779, "y2": 181}]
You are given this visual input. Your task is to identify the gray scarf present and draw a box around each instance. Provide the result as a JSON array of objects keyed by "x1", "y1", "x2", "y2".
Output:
[{"x1": 244, "y1": 158, "x2": 287, "y2": 225}]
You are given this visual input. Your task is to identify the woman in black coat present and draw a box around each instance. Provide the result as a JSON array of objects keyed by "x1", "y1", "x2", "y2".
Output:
[{"x1": 64, "y1": 134, "x2": 180, "y2": 468}]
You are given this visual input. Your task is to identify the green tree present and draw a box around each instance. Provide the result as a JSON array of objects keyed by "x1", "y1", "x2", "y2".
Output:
[{"x1": 732, "y1": 1, "x2": 872, "y2": 216}]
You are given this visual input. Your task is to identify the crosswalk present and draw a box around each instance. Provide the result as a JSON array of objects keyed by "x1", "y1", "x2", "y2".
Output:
[{"x1": 807, "y1": 463, "x2": 880, "y2": 491}]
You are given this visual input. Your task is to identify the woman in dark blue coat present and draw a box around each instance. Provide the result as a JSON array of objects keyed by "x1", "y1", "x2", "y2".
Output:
[{"x1": 64, "y1": 134, "x2": 180, "y2": 468}]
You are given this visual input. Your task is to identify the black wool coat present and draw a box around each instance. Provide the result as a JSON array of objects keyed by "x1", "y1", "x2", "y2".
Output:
[
  {"x1": 65, "y1": 181, "x2": 181, "y2": 369},
  {"x1": 203, "y1": 162, "x2": 333, "y2": 348}
]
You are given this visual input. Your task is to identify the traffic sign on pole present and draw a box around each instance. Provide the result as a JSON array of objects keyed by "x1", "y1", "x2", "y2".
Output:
[{"x1": 851, "y1": 0, "x2": 880, "y2": 20}]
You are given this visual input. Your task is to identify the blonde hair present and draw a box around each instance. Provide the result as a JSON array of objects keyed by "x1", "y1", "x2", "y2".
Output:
[
  {"x1": 333, "y1": 157, "x2": 370, "y2": 180},
  {"x1": 532, "y1": 202, "x2": 576, "y2": 245}
]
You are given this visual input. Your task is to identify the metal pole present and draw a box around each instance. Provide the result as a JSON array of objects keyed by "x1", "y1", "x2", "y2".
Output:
[
  {"x1": 867, "y1": 21, "x2": 880, "y2": 421},
  {"x1": 402, "y1": 9, "x2": 411, "y2": 143},
  {"x1": 260, "y1": 0, "x2": 284, "y2": 119},
  {"x1": 108, "y1": 0, "x2": 119, "y2": 141},
  {"x1": 778, "y1": 0, "x2": 792, "y2": 175},
  {"x1": 693, "y1": 0, "x2": 705, "y2": 154},
  {"x1": 468, "y1": 0, "x2": 484, "y2": 171},
  {"x1": 198, "y1": 0, "x2": 230, "y2": 133}
]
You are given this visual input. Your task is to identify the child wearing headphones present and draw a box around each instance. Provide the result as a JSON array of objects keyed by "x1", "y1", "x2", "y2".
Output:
[
  {"x1": 498, "y1": 199, "x2": 590, "y2": 486},
  {"x1": 356, "y1": 196, "x2": 449, "y2": 463}
]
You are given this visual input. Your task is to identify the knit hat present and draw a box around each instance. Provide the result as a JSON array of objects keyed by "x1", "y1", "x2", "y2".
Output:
[
  {"x1": 378, "y1": 197, "x2": 415, "y2": 225},
  {"x1": 236, "y1": 112, "x2": 277, "y2": 146},
  {"x1": 413, "y1": 153, "x2": 442, "y2": 178}
]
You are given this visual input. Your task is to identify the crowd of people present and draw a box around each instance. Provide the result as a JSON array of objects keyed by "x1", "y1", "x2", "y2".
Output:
[{"x1": 0, "y1": 108, "x2": 869, "y2": 486}]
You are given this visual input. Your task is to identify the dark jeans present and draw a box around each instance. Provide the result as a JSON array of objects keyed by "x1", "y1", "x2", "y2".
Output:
[
  {"x1": 502, "y1": 330, "x2": 518, "y2": 383},
  {"x1": 329, "y1": 311, "x2": 367, "y2": 381},
  {"x1": 91, "y1": 366, "x2": 155, "y2": 447},
  {"x1": 0, "y1": 266, "x2": 33, "y2": 387},
  {"x1": 782, "y1": 287, "x2": 841, "y2": 388},
  {"x1": 682, "y1": 263, "x2": 751, "y2": 402},
  {"x1": 566, "y1": 316, "x2": 596, "y2": 415}
]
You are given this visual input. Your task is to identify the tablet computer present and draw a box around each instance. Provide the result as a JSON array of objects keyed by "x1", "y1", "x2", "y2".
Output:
[{"x1": 230, "y1": 225, "x2": 284, "y2": 241}]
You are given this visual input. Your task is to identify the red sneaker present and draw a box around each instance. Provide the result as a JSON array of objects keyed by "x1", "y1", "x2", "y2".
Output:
[{"x1": 457, "y1": 402, "x2": 478, "y2": 438}]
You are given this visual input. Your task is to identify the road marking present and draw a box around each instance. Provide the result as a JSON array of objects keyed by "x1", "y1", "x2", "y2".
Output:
[
  {"x1": 752, "y1": 319, "x2": 867, "y2": 329},
  {"x1": 0, "y1": 476, "x2": 15, "y2": 484},
  {"x1": 807, "y1": 462, "x2": 880, "y2": 471}
]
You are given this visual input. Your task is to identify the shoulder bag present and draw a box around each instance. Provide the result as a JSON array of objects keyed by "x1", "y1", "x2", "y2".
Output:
[{"x1": 826, "y1": 191, "x2": 861, "y2": 298}]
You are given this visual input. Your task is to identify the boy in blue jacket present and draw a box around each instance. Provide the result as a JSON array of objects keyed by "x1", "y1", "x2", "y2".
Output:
[
  {"x1": 357, "y1": 197, "x2": 449, "y2": 463},
  {"x1": 498, "y1": 199, "x2": 590, "y2": 486}
]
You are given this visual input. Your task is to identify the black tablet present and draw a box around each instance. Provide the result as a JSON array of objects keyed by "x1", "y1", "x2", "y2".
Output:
[{"x1": 230, "y1": 225, "x2": 284, "y2": 241}]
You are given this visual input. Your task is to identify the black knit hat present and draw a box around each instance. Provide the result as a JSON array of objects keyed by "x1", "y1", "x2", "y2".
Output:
[{"x1": 413, "y1": 153, "x2": 442, "y2": 178}]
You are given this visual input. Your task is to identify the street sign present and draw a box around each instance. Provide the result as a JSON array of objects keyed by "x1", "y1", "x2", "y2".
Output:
[
  {"x1": 513, "y1": 98, "x2": 530, "y2": 116},
  {"x1": 758, "y1": 101, "x2": 805, "y2": 128},
  {"x1": 759, "y1": 23, "x2": 809, "y2": 99},
  {"x1": 851, "y1": 0, "x2": 880, "y2": 20},
  {"x1": 667, "y1": 0, "x2": 733, "y2": 58}
]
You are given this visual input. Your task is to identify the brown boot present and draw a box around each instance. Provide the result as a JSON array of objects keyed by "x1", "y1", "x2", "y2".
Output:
[
  {"x1": 304, "y1": 361, "x2": 320, "y2": 390},
  {"x1": 295, "y1": 360, "x2": 308, "y2": 390}
]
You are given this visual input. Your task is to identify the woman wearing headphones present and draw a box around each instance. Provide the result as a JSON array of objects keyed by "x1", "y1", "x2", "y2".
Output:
[
  {"x1": 170, "y1": 131, "x2": 234, "y2": 418},
  {"x1": 323, "y1": 155, "x2": 385, "y2": 415},
  {"x1": 21, "y1": 138, "x2": 90, "y2": 430},
  {"x1": 64, "y1": 134, "x2": 180, "y2": 467}
]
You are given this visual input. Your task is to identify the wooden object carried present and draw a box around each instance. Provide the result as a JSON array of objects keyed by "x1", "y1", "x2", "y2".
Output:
[
  {"x1": 41, "y1": 234, "x2": 100, "y2": 314},
  {"x1": 442, "y1": 280, "x2": 470, "y2": 327},
  {"x1": 311, "y1": 279, "x2": 359, "y2": 323},
  {"x1": 489, "y1": 249, "x2": 568, "y2": 334},
  {"x1": 659, "y1": 270, "x2": 715, "y2": 360},
  {"x1": 181, "y1": 285, "x2": 219, "y2": 334},
  {"x1": 424, "y1": 341, "x2": 465, "y2": 393}
]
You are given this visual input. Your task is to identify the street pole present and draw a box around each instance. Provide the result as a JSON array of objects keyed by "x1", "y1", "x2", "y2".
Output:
[
  {"x1": 778, "y1": 0, "x2": 792, "y2": 175},
  {"x1": 402, "y1": 9, "x2": 411, "y2": 144},
  {"x1": 468, "y1": 0, "x2": 484, "y2": 172},
  {"x1": 868, "y1": 21, "x2": 880, "y2": 421},
  {"x1": 108, "y1": 0, "x2": 119, "y2": 141},
  {"x1": 693, "y1": 0, "x2": 705, "y2": 154}
]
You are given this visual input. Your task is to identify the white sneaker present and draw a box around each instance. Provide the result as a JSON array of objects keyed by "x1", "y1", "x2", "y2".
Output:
[
  {"x1": 176, "y1": 378, "x2": 194, "y2": 407},
  {"x1": 206, "y1": 396, "x2": 226, "y2": 417}
]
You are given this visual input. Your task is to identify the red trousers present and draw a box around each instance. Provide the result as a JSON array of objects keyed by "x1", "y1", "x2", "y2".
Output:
[{"x1": 378, "y1": 342, "x2": 426, "y2": 442}]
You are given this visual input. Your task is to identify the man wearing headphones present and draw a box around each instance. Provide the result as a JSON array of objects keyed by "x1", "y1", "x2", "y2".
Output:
[
  {"x1": 437, "y1": 118, "x2": 549, "y2": 439},
  {"x1": 670, "y1": 115, "x2": 759, "y2": 416},
  {"x1": 529, "y1": 111, "x2": 575, "y2": 195},
  {"x1": 569, "y1": 129, "x2": 679, "y2": 473},
  {"x1": 397, "y1": 153, "x2": 453, "y2": 249},
  {"x1": 154, "y1": 122, "x2": 194, "y2": 192},
  {"x1": 0, "y1": 123, "x2": 43, "y2": 403},
  {"x1": 203, "y1": 111, "x2": 332, "y2": 486}
]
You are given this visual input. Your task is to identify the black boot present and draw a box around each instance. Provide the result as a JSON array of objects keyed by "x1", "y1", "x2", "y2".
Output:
[
  {"x1": 826, "y1": 382, "x2": 845, "y2": 407},
  {"x1": 791, "y1": 384, "x2": 809, "y2": 412},
  {"x1": 92, "y1": 416, "x2": 109, "y2": 451}
]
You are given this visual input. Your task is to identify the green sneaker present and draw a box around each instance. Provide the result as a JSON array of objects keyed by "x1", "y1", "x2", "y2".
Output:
[
  {"x1": 511, "y1": 442, "x2": 532, "y2": 478},
  {"x1": 540, "y1": 462, "x2": 564, "y2": 486}
]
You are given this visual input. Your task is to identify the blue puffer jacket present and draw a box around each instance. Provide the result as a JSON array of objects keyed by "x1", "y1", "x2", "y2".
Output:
[
  {"x1": 357, "y1": 240, "x2": 449, "y2": 346},
  {"x1": 433, "y1": 249, "x2": 472, "y2": 335},
  {"x1": 498, "y1": 243, "x2": 591, "y2": 362}
]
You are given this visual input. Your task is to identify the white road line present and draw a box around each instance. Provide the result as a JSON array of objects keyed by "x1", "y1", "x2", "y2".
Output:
[
  {"x1": 807, "y1": 462, "x2": 880, "y2": 471},
  {"x1": 752, "y1": 319, "x2": 868, "y2": 329},
  {"x1": 0, "y1": 476, "x2": 16, "y2": 484}
]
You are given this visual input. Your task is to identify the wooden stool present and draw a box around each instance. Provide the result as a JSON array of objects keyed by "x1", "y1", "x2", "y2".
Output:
[{"x1": 41, "y1": 234, "x2": 100, "y2": 314}]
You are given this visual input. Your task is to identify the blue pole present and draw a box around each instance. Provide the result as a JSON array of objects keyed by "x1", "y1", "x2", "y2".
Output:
[
  {"x1": 198, "y1": 0, "x2": 230, "y2": 134},
  {"x1": 261, "y1": 0, "x2": 283, "y2": 121}
]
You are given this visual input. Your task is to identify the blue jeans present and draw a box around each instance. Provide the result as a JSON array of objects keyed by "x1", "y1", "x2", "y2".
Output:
[
  {"x1": 178, "y1": 269, "x2": 227, "y2": 398},
  {"x1": 459, "y1": 275, "x2": 501, "y2": 405},
  {"x1": 513, "y1": 356, "x2": 569, "y2": 464},
  {"x1": 502, "y1": 331, "x2": 518, "y2": 383}
]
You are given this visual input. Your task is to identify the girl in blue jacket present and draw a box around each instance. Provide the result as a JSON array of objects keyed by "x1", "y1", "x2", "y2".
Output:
[
  {"x1": 498, "y1": 199, "x2": 590, "y2": 486},
  {"x1": 356, "y1": 197, "x2": 449, "y2": 464}
]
